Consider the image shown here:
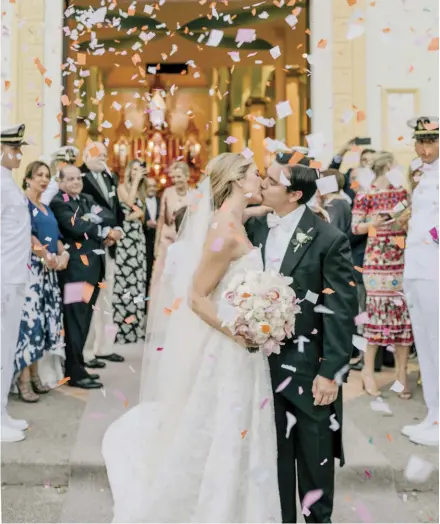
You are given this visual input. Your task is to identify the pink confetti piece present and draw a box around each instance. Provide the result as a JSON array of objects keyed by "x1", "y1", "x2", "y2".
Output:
[
  {"x1": 113, "y1": 389, "x2": 126, "y2": 403},
  {"x1": 429, "y1": 227, "x2": 439, "y2": 243},
  {"x1": 211, "y1": 237, "x2": 225, "y2": 252},
  {"x1": 62, "y1": 193, "x2": 70, "y2": 202},
  {"x1": 364, "y1": 469, "x2": 371, "y2": 479},
  {"x1": 224, "y1": 136, "x2": 238, "y2": 144},
  {"x1": 311, "y1": 328, "x2": 318, "y2": 335},
  {"x1": 63, "y1": 282, "x2": 85, "y2": 304},
  {"x1": 302, "y1": 489, "x2": 323, "y2": 516},
  {"x1": 260, "y1": 398, "x2": 269, "y2": 409},
  {"x1": 354, "y1": 311, "x2": 369, "y2": 326},
  {"x1": 298, "y1": 386, "x2": 304, "y2": 395},
  {"x1": 157, "y1": 347, "x2": 164, "y2": 351},
  {"x1": 355, "y1": 502, "x2": 373, "y2": 523},
  {"x1": 275, "y1": 376, "x2": 292, "y2": 393}
]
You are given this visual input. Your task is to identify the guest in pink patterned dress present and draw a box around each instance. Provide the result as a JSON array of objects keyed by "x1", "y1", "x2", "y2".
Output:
[{"x1": 352, "y1": 152, "x2": 414, "y2": 398}]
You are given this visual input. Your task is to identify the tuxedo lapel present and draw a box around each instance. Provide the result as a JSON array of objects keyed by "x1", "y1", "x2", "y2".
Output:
[
  {"x1": 279, "y1": 207, "x2": 318, "y2": 277},
  {"x1": 253, "y1": 217, "x2": 270, "y2": 267}
]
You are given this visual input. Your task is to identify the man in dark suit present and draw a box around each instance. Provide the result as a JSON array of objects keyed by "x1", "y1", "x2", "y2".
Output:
[
  {"x1": 80, "y1": 142, "x2": 125, "y2": 367},
  {"x1": 144, "y1": 177, "x2": 160, "y2": 297},
  {"x1": 246, "y1": 163, "x2": 358, "y2": 523},
  {"x1": 51, "y1": 165, "x2": 119, "y2": 389}
]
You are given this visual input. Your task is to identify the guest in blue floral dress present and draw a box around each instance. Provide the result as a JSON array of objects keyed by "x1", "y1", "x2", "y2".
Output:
[{"x1": 14, "y1": 161, "x2": 70, "y2": 402}]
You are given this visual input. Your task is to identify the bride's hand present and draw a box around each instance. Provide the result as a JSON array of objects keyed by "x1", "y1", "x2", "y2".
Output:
[{"x1": 233, "y1": 335, "x2": 258, "y2": 349}]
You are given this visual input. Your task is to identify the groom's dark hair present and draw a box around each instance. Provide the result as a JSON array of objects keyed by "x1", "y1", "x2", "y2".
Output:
[{"x1": 283, "y1": 164, "x2": 318, "y2": 205}]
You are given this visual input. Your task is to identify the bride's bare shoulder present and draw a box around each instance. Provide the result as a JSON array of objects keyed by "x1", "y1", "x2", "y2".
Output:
[{"x1": 203, "y1": 209, "x2": 242, "y2": 255}]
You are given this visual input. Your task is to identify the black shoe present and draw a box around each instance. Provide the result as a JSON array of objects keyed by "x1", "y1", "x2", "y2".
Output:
[
  {"x1": 85, "y1": 358, "x2": 106, "y2": 369},
  {"x1": 69, "y1": 377, "x2": 103, "y2": 389},
  {"x1": 87, "y1": 373, "x2": 100, "y2": 380},
  {"x1": 96, "y1": 353, "x2": 125, "y2": 363},
  {"x1": 350, "y1": 360, "x2": 363, "y2": 371}
]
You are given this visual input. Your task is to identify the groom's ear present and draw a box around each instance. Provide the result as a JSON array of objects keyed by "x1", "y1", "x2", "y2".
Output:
[{"x1": 288, "y1": 190, "x2": 303, "y2": 204}]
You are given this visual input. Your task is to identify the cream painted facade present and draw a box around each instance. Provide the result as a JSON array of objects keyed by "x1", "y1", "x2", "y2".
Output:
[{"x1": 1, "y1": 0, "x2": 438, "y2": 181}]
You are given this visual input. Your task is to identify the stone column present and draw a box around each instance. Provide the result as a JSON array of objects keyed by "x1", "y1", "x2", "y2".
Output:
[
  {"x1": 274, "y1": 35, "x2": 287, "y2": 143},
  {"x1": 286, "y1": 71, "x2": 301, "y2": 147},
  {"x1": 228, "y1": 116, "x2": 247, "y2": 153},
  {"x1": 210, "y1": 69, "x2": 219, "y2": 158},
  {"x1": 246, "y1": 97, "x2": 267, "y2": 172},
  {"x1": 1, "y1": 2, "x2": 15, "y2": 128}
]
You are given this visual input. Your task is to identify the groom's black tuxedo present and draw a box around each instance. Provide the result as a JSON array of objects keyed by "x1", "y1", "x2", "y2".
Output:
[{"x1": 246, "y1": 207, "x2": 358, "y2": 523}]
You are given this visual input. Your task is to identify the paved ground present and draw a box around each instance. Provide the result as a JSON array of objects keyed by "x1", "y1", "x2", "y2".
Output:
[{"x1": 1, "y1": 343, "x2": 438, "y2": 523}]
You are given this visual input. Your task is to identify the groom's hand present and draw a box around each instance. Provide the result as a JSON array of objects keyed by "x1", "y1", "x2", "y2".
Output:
[{"x1": 312, "y1": 375, "x2": 338, "y2": 406}]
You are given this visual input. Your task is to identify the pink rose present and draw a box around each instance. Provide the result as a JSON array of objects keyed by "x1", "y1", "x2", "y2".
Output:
[
  {"x1": 262, "y1": 338, "x2": 281, "y2": 356},
  {"x1": 225, "y1": 291, "x2": 236, "y2": 304}
]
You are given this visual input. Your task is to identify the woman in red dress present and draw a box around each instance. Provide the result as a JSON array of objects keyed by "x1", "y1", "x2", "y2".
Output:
[{"x1": 352, "y1": 152, "x2": 414, "y2": 398}]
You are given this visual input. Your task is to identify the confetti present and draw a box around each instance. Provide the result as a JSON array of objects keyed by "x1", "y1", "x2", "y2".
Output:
[
  {"x1": 288, "y1": 152, "x2": 305, "y2": 165},
  {"x1": 124, "y1": 315, "x2": 136, "y2": 324},
  {"x1": 285, "y1": 412, "x2": 297, "y2": 438},
  {"x1": 389, "y1": 380, "x2": 404, "y2": 393},
  {"x1": 316, "y1": 176, "x2": 338, "y2": 195},
  {"x1": 320, "y1": 458, "x2": 328, "y2": 466},
  {"x1": 298, "y1": 386, "x2": 304, "y2": 395},
  {"x1": 260, "y1": 398, "x2": 269, "y2": 409},
  {"x1": 355, "y1": 311, "x2": 369, "y2": 326},
  {"x1": 56, "y1": 377, "x2": 70, "y2": 387},
  {"x1": 279, "y1": 171, "x2": 291, "y2": 187},
  {"x1": 80, "y1": 255, "x2": 89, "y2": 266},
  {"x1": 313, "y1": 305, "x2": 334, "y2": 315},
  {"x1": 64, "y1": 282, "x2": 86, "y2": 304},
  {"x1": 241, "y1": 430, "x2": 248, "y2": 439},
  {"x1": 34, "y1": 57, "x2": 47, "y2": 75},
  {"x1": 211, "y1": 237, "x2": 225, "y2": 252},
  {"x1": 329, "y1": 413, "x2": 340, "y2": 431},
  {"x1": 206, "y1": 29, "x2": 224, "y2": 47},
  {"x1": 386, "y1": 168, "x2": 404, "y2": 188},
  {"x1": 224, "y1": 136, "x2": 238, "y2": 145},
  {"x1": 236, "y1": 28, "x2": 256, "y2": 43},
  {"x1": 276, "y1": 376, "x2": 292, "y2": 393},
  {"x1": 270, "y1": 46, "x2": 281, "y2": 59},
  {"x1": 428, "y1": 37, "x2": 439, "y2": 51},
  {"x1": 302, "y1": 489, "x2": 323, "y2": 516},
  {"x1": 305, "y1": 290, "x2": 319, "y2": 304},
  {"x1": 354, "y1": 265, "x2": 363, "y2": 273},
  {"x1": 241, "y1": 147, "x2": 254, "y2": 159},
  {"x1": 405, "y1": 456, "x2": 434, "y2": 483},
  {"x1": 370, "y1": 398, "x2": 392, "y2": 415},
  {"x1": 364, "y1": 469, "x2": 372, "y2": 479},
  {"x1": 276, "y1": 100, "x2": 293, "y2": 120},
  {"x1": 352, "y1": 334, "x2": 368, "y2": 352},
  {"x1": 317, "y1": 39, "x2": 327, "y2": 49},
  {"x1": 281, "y1": 364, "x2": 296, "y2": 372}
]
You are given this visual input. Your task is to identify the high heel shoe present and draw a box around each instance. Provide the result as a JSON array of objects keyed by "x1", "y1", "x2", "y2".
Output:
[
  {"x1": 395, "y1": 366, "x2": 412, "y2": 400},
  {"x1": 360, "y1": 372, "x2": 381, "y2": 397},
  {"x1": 17, "y1": 381, "x2": 40, "y2": 403},
  {"x1": 31, "y1": 374, "x2": 51, "y2": 394}
]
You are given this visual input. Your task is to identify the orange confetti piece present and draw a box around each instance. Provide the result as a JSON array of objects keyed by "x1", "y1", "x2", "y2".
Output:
[
  {"x1": 350, "y1": 180, "x2": 360, "y2": 190},
  {"x1": 393, "y1": 236, "x2": 405, "y2": 249},
  {"x1": 386, "y1": 433, "x2": 393, "y2": 442},
  {"x1": 132, "y1": 53, "x2": 142, "y2": 66},
  {"x1": 317, "y1": 39, "x2": 327, "y2": 49},
  {"x1": 310, "y1": 160, "x2": 322, "y2": 170},
  {"x1": 88, "y1": 144, "x2": 100, "y2": 157},
  {"x1": 4, "y1": 80, "x2": 10, "y2": 91},
  {"x1": 61, "y1": 95, "x2": 71, "y2": 106},
  {"x1": 45, "y1": 77, "x2": 52, "y2": 87},
  {"x1": 428, "y1": 37, "x2": 439, "y2": 51},
  {"x1": 354, "y1": 266, "x2": 363, "y2": 273},
  {"x1": 128, "y1": 5, "x2": 136, "y2": 15},
  {"x1": 124, "y1": 315, "x2": 136, "y2": 324},
  {"x1": 56, "y1": 377, "x2": 70, "y2": 387},
  {"x1": 241, "y1": 430, "x2": 248, "y2": 439},
  {"x1": 260, "y1": 324, "x2": 272, "y2": 334},
  {"x1": 80, "y1": 255, "x2": 89, "y2": 266},
  {"x1": 397, "y1": 136, "x2": 404, "y2": 141},
  {"x1": 77, "y1": 53, "x2": 86, "y2": 65},
  {"x1": 164, "y1": 308, "x2": 173, "y2": 316},
  {"x1": 288, "y1": 151, "x2": 305, "y2": 165},
  {"x1": 322, "y1": 288, "x2": 335, "y2": 295},
  {"x1": 347, "y1": 0, "x2": 356, "y2": 5},
  {"x1": 98, "y1": 281, "x2": 107, "y2": 289},
  {"x1": 357, "y1": 110, "x2": 366, "y2": 123},
  {"x1": 382, "y1": 27, "x2": 391, "y2": 33},
  {"x1": 172, "y1": 297, "x2": 183, "y2": 310},
  {"x1": 82, "y1": 283, "x2": 94, "y2": 304},
  {"x1": 124, "y1": 400, "x2": 129, "y2": 409},
  {"x1": 349, "y1": 281, "x2": 356, "y2": 287},
  {"x1": 368, "y1": 226, "x2": 377, "y2": 237},
  {"x1": 75, "y1": 242, "x2": 82, "y2": 249},
  {"x1": 34, "y1": 57, "x2": 46, "y2": 75},
  {"x1": 304, "y1": 29, "x2": 311, "y2": 36}
]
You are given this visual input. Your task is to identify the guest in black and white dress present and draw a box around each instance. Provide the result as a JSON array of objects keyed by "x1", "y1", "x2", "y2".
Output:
[
  {"x1": 112, "y1": 160, "x2": 147, "y2": 344},
  {"x1": 144, "y1": 177, "x2": 160, "y2": 298}
]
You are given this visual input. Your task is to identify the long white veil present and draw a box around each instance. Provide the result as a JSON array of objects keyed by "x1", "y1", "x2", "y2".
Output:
[{"x1": 139, "y1": 176, "x2": 214, "y2": 404}]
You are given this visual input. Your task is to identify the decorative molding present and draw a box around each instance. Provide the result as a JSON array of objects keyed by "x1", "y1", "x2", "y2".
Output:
[{"x1": 245, "y1": 97, "x2": 269, "y2": 108}]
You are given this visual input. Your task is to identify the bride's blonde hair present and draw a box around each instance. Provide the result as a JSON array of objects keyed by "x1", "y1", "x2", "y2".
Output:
[{"x1": 206, "y1": 153, "x2": 254, "y2": 209}]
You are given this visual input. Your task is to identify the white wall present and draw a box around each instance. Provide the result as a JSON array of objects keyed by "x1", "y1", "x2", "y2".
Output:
[{"x1": 365, "y1": 0, "x2": 439, "y2": 152}]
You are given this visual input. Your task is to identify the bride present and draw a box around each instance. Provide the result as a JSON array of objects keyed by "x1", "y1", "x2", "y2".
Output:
[{"x1": 102, "y1": 153, "x2": 281, "y2": 523}]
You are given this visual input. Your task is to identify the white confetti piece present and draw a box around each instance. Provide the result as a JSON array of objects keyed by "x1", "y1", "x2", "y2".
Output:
[
  {"x1": 346, "y1": 23, "x2": 365, "y2": 40},
  {"x1": 258, "y1": 11, "x2": 269, "y2": 19},
  {"x1": 386, "y1": 168, "x2": 404, "y2": 188},
  {"x1": 245, "y1": 192, "x2": 253, "y2": 198},
  {"x1": 241, "y1": 147, "x2": 254, "y2": 159},
  {"x1": 143, "y1": 4, "x2": 154, "y2": 14},
  {"x1": 206, "y1": 29, "x2": 224, "y2": 47},
  {"x1": 281, "y1": 364, "x2": 296, "y2": 373},
  {"x1": 320, "y1": 458, "x2": 328, "y2": 466},
  {"x1": 276, "y1": 100, "x2": 293, "y2": 120},
  {"x1": 285, "y1": 412, "x2": 297, "y2": 438},
  {"x1": 285, "y1": 14, "x2": 298, "y2": 27},
  {"x1": 305, "y1": 290, "x2": 319, "y2": 304},
  {"x1": 389, "y1": 380, "x2": 405, "y2": 393},
  {"x1": 334, "y1": 364, "x2": 350, "y2": 386},
  {"x1": 329, "y1": 413, "x2": 340, "y2": 431},
  {"x1": 370, "y1": 398, "x2": 392, "y2": 415},
  {"x1": 314, "y1": 305, "x2": 335, "y2": 315},
  {"x1": 270, "y1": 45, "x2": 281, "y2": 59},
  {"x1": 92, "y1": 249, "x2": 106, "y2": 255},
  {"x1": 356, "y1": 167, "x2": 376, "y2": 190},
  {"x1": 279, "y1": 171, "x2": 291, "y2": 187},
  {"x1": 236, "y1": 28, "x2": 256, "y2": 43},
  {"x1": 128, "y1": 365, "x2": 135, "y2": 373},
  {"x1": 225, "y1": 136, "x2": 238, "y2": 145},
  {"x1": 228, "y1": 51, "x2": 241, "y2": 63},
  {"x1": 316, "y1": 175, "x2": 338, "y2": 195},
  {"x1": 404, "y1": 455, "x2": 434, "y2": 483},
  {"x1": 294, "y1": 335, "x2": 310, "y2": 353},
  {"x1": 305, "y1": 132, "x2": 325, "y2": 158},
  {"x1": 352, "y1": 334, "x2": 368, "y2": 352},
  {"x1": 298, "y1": 386, "x2": 304, "y2": 395},
  {"x1": 410, "y1": 157, "x2": 423, "y2": 171}
]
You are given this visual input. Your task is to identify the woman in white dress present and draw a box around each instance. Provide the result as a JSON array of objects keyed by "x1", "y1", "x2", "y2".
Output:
[{"x1": 102, "y1": 153, "x2": 281, "y2": 523}]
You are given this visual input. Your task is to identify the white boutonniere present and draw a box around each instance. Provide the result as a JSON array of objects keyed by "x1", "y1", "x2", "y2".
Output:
[{"x1": 292, "y1": 228, "x2": 313, "y2": 252}]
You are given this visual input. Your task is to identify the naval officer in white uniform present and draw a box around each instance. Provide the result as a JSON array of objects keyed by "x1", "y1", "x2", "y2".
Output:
[
  {"x1": 402, "y1": 116, "x2": 439, "y2": 447},
  {"x1": 0, "y1": 124, "x2": 32, "y2": 442}
]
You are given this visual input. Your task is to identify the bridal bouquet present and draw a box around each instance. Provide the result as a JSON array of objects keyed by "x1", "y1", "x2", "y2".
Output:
[{"x1": 220, "y1": 270, "x2": 301, "y2": 356}]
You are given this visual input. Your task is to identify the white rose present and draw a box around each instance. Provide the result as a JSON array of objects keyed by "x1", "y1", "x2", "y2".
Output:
[{"x1": 296, "y1": 232, "x2": 308, "y2": 243}]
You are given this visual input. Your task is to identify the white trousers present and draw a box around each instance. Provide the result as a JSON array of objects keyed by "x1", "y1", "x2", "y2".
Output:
[
  {"x1": 404, "y1": 279, "x2": 439, "y2": 423},
  {"x1": 1, "y1": 284, "x2": 26, "y2": 417},
  {"x1": 83, "y1": 253, "x2": 117, "y2": 361}
]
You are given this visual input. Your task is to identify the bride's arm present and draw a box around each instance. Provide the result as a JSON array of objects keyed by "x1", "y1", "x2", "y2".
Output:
[
  {"x1": 190, "y1": 225, "x2": 245, "y2": 345},
  {"x1": 242, "y1": 205, "x2": 273, "y2": 223}
]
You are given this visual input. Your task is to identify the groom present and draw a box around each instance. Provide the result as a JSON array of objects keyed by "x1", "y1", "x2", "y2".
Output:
[{"x1": 246, "y1": 159, "x2": 358, "y2": 523}]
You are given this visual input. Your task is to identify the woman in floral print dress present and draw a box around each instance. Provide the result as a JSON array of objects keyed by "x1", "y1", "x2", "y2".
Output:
[{"x1": 352, "y1": 152, "x2": 413, "y2": 398}]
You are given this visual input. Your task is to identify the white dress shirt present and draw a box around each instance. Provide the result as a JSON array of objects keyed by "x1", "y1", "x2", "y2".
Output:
[
  {"x1": 265, "y1": 205, "x2": 306, "y2": 272},
  {"x1": 146, "y1": 196, "x2": 158, "y2": 222},
  {"x1": 93, "y1": 171, "x2": 110, "y2": 201},
  {"x1": 404, "y1": 159, "x2": 439, "y2": 281},
  {"x1": 1, "y1": 166, "x2": 31, "y2": 284},
  {"x1": 41, "y1": 176, "x2": 59, "y2": 205}
]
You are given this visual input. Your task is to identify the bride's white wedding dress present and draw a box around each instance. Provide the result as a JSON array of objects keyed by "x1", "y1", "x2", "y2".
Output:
[{"x1": 102, "y1": 247, "x2": 281, "y2": 523}]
